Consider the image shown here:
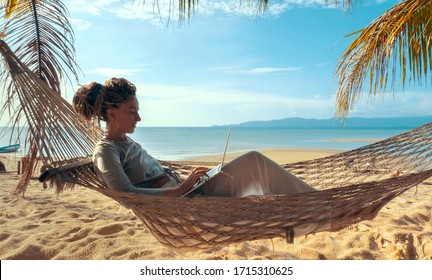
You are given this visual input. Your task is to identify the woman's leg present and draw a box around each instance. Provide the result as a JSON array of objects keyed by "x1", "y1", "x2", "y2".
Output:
[{"x1": 198, "y1": 151, "x2": 315, "y2": 197}]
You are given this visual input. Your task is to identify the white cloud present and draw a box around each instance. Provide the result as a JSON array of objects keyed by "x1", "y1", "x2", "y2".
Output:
[{"x1": 242, "y1": 67, "x2": 302, "y2": 74}]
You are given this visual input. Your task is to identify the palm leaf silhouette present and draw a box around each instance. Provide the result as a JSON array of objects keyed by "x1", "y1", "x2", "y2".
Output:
[{"x1": 1, "y1": 0, "x2": 80, "y2": 91}]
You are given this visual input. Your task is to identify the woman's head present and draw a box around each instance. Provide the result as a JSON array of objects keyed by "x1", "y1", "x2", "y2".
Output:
[{"x1": 73, "y1": 77, "x2": 137, "y2": 122}]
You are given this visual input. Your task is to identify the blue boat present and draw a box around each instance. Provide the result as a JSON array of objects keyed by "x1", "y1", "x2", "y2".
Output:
[{"x1": 0, "y1": 144, "x2": 20, "y2": 153}]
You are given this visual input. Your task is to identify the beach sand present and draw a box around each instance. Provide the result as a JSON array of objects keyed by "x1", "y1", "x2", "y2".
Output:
[{"x1": 0, "y1": 150, "x2": 431, "y2": 260}]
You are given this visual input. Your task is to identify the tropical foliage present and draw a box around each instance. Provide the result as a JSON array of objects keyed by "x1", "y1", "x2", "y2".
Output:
[{"x1": 335, "y1": 0, "x2": 432, "y2": 117}]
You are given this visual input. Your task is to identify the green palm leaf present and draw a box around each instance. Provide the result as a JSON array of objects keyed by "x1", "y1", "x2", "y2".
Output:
[{"x1": 335, "y1": 0, "x2": 432, "y2": 117}]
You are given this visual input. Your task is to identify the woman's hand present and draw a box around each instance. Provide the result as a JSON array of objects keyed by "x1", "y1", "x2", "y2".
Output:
[
  {"x1": 158, "y1": 167, "x2": 209, "y2": 197},
  {"x1": 179, "y1": 167, "x2": 210, "y2": 195}
]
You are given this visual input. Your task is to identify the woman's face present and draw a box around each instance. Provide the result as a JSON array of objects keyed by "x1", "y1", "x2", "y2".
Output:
[{"x1": 108, "y1": 95, "x2": 141, "y2": 134}]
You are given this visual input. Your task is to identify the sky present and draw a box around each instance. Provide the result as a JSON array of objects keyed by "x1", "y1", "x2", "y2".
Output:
[{"x1": 58, "y1": 0, "x2": 430, "y2": 127}]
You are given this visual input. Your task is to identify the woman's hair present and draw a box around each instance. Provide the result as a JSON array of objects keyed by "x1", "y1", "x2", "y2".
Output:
[{"x1": 73, "y1": 77, "x2": 136, "y2": 122}]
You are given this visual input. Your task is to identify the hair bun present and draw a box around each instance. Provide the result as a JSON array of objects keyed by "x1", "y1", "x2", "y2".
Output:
[{"x1": 73, "y1": 82, "x2": 103, "y2": 121}]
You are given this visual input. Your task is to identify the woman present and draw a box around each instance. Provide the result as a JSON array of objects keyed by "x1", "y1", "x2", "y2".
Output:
[{"x1": 73, "y1": 77, "x2": 316, "y2": 197}]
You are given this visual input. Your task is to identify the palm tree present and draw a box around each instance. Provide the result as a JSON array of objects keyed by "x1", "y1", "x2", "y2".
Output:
[{"x1": 334, "y1": 0, "x2": 432, "y2": 117}]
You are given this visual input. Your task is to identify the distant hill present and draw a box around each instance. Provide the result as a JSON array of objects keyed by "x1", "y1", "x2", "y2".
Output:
[{"x1": 214, "y1": 116, "x2": 432, "y2": 129}]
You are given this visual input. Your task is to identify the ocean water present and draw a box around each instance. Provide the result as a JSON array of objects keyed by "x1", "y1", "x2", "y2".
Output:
[
  {"x1": 131, "y1": 127, "x2": 409, "y2": 160},
  {"x1": 0, "y1": 126, "x2": 412, "y2": 160}
]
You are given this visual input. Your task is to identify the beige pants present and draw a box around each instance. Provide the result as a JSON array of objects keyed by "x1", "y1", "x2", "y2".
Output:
[{"x1": 191, "y1": 151, "x2": 315, "y2": 198}]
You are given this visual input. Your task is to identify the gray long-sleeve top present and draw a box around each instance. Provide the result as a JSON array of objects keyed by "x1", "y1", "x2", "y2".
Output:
[{"x1": 92, "y1": 138, "x2": 175, "y2": 195}]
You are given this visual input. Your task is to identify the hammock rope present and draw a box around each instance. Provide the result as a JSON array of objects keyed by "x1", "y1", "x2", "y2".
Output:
[{"x1": 1, "y1": 39, "x2": 431, "y2": 249}]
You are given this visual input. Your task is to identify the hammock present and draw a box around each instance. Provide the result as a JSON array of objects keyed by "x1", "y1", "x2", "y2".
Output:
[{"x1": 1, "y1": 39, "x2": 431, "y2": 249}]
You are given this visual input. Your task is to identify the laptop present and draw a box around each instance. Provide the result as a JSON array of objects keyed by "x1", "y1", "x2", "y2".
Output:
[{"x1": 182, "y1": 128, "x2": 231, "y2": 197}]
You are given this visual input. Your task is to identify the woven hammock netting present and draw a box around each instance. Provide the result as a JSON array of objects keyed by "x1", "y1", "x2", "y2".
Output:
[
  {"x1": 1, "y1": 39, "x2": 431, "y2": 249},
  {"x1": 0, "y1": 40, "x2": 102, "y2": 165}
]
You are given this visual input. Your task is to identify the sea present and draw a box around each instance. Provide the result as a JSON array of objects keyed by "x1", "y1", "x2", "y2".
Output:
[{"x1": 0, "y1": 126, "x2": 412, "y2": 161}]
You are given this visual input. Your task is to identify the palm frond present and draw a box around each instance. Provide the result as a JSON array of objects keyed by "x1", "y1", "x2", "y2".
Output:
[
  {"x1": 335, "y1": 0, "x2": 432, "y2": 117},
  {"x1": 1, "y1": 0, "x2": 80, "y2": 92}
]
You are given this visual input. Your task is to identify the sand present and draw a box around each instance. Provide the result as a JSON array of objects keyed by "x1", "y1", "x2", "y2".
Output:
[{"x1": 0, "y1": 150, "x2": 431, "y2": 260}]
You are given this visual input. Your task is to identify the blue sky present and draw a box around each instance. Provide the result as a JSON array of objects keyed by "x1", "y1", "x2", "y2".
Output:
[{"x1": 61, "y1": 0, "x2": 431, "y2": 127}]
